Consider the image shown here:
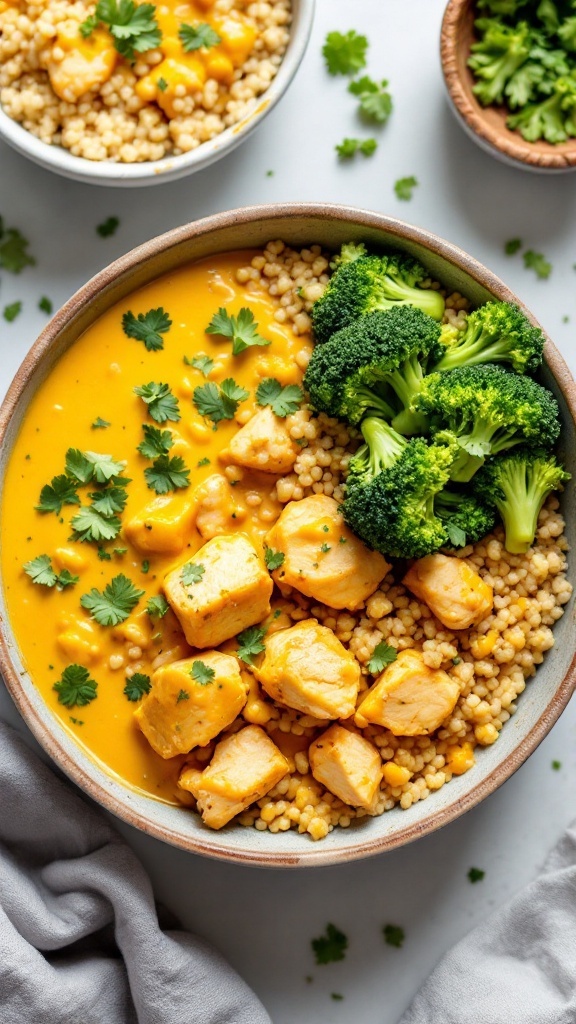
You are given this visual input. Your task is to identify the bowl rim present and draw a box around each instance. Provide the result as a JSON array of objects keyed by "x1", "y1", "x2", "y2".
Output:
[
  {"x1": 0, "y1": 0, "x2": 315, "y2": 187},
  {"x1": 1, "y1": 201, "x2": 576, "y2": 867},
  {"x1": 440, "y1": 0, "x2": 576, "y2": 171}
]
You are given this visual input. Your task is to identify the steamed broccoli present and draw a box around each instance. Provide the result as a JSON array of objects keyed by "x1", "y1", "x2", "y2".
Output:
[
  {"x1": 476, "y1": 0, "x2": 531, "y2": 15},
  {"x1": 311, "y1": 248, "x2": 445, "y2": 344},
  {"x1": 414, "y1": 365, "x2": 560, "y2": 483},
  {"x1": 468, "y1": 19, "x2": 535, "y2": 106},
  {"x1": 435, "y1": 489, "x2": 497, "y2": 547},
  {"x1": 303, "y1": 306, "x2": 443, "y2": 432},
  {"x1": 474, "y1": 449, "x2": 570, "y2": 552},
  {"x1": 507, "y1": 72, "x2": 576, "y2": 141},
  {"x1": 434, "y1": 301, "x2": 544, "y2": 374}
]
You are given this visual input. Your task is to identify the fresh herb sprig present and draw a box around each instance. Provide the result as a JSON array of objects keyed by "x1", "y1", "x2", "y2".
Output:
[
  {"x1": 206, "y1": 307, "x2": 271, "y2": 356},
  {"x1": 122, "y1": 307, "x2": 172, "y2": 351},
  {"x1": 80, "y1": 0, "x2": 161, "y2": 61}
]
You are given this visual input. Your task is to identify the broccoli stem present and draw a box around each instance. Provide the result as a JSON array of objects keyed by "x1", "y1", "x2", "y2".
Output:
[
  {"x1": 435, "y1": 328, "x2": 512, "y2": 371},
  {"x1": 375, "y1": 281, "x2": 445, "y2": 322},
  {"x1": 493, "y1": 461, "x2": 559, "y2": 553},
  {"x1": 360, "y1": 417, "x2": 407, "y2": 476},
  {"x1": 354, "y1": 385, "x2": 396, "y2": 422}
]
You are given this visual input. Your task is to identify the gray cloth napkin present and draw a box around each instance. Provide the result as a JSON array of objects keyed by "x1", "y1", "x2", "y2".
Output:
[
  {"x1": 399, "y1": 820, "x2": 576, "y2": 1024},
  {"x1": 0, "y1": 720, "x2": 272, "y2": 1024}
]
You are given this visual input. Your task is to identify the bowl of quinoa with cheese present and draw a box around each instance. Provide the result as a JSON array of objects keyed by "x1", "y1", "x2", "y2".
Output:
[
  {"x1": 0, "y1": 203, "x2": 575, "y2": 867},
  {"x1": 0, "y1": 0, "x2": 314, "y2": 184}
]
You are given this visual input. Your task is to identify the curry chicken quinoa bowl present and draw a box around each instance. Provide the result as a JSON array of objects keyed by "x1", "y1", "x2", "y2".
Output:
[{"x1": 1, "y1": 205, "x2": 575, "y2": 868}]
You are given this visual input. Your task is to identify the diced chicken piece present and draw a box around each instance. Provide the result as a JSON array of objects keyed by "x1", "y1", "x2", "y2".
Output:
[
  {"x1": 228, "y1": 406, "x2": 299, "y2": 474},
  {"x1": 354, "y1": 648, "x2": 460, "y2": 736},
  {"x1": 403, "y1": 553, "x2": 493, "y2": 630},
  {"x1": 178, "y1": 724, "x2": 289, "y2": 829},
  {"x1": 194, "y1": 473, "x2": 246, "y2": 540},
  {"x1": 254, "y1": 619, "x2": 360, "y2": 720},
  {"x1": 265, "y1": 494, "x2": 390, "y2": 610},
  {"x1": 163, "y1": 533, "x2": 272, "y2": 649},
  {"x1": 57, "y1": 616, "x2": 102, "y2": 666},
  {"x1": 135, "y1": 651, "x2": 248, "y2": 759},
  {"x1": 309, "y1": 724, "x2": 383, "y2": 812},
  {"x1": 124, "y1": 493, "x2": 196, "y2": 554}
]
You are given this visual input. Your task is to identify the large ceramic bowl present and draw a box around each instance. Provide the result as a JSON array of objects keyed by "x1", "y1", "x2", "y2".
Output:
[
  {"x1": 1, "y1": 204, "x2": 575, "y2": 867},
  {"x1": 0, "y1": 0, "x2": 314, "y2": 187}
]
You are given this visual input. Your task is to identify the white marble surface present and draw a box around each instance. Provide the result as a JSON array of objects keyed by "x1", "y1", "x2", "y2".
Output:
[{"x1": 1, "y1": 1, "x2": 576, "y2": 1020}]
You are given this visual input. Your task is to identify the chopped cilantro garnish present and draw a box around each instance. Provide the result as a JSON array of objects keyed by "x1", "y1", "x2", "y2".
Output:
[
  {"x1": 53, "y1": 664, "x2": 98, "y2": 708},
  {"x1": 23, "y1": 554, "x2": 79, "y2": 590},
  {"x1": 264, "y1": 546, "x2": 284, "y2": 571},
  {"x1": 98, "y1": 547, "x2": 112, "y2": 561},
  {"x1": 179, "y1": 22, "x2": 221, "y2": 51},
  {"x1": 256, "y1": 378, "x2": 303, "y2": 417},
  {"x1": 523, "y1": 250, "x2": 552, "y2": 279},
  {"x1": 39, "y1": 296, "x2": 53, "y2": 314},
  {"x1": 331, "y1": 994, "x2": 344, "y2": 1001},
  {"x1": 505, "y1": 238, "x2": 522, "y2": 256},
  {"x1": 467, "y1": 867, "x2": 485, "y2": 883},
  {"x1": 0, "y1": 217, "x2": 35, "y2": 273},
  {"x1": 137, "y1": 424, "x2": 173, "y2": 459},
  {"x1": 36, "y1": 475, "x2": 80, "y2": 515},
  {"x1": 236, "y1": 625, "x2": 267, "y2": 665},
  {"x1": 322, "y1": 30, "x2": 368, "y2": 75},
  {"x1": 368, "y1": 641, "x2": 397, "y2": 674},
  {"x1": 349, "y1": 75, "x2": 393, "y2": 123},
  {"x1": 383, "y1": 924, "x2": 405, "y2": 948},
  {"x1": 80, "y1": 0, "x2": 161, "y2": 60},
  {"x1": 88, "y1": 485, "x2": 128, "y2": 516},
  {"x1": 197, "y1": 457, "x2": 211, "y2": 467},
  {"x1": 181, "y1": 562, "x2": 205, "y2": 586},
  {"x1": 124, "y1": 672, "x2": 151, "y2": 701},
  {"x1": 184, "y1": 353, "x2": 214, "y2": 376},
  {"x1": 394, "y1": 175, "x2": 418, "y2": 200},
  {"x1": 206, "y1": 306, "x2": 270, "y2": 356},
  {"x1": 452, "y1": 656, "x2": 462, "y2": 665},
  {"x1": 144, "y1": 454, "x2": 190, "y2": 494},
  {"x1": 193, "y1": 378, "x2": 249, "y2": 426},
  {"x1": 190, "y1": 660, "x2": 215, "y2": 686},
  {"x1": 146, "y1": 594, "x2": 169, "y2": 618},
  {"x1": 157, "y1": 76, "x2": 168, "y2": 91},
  {"x1": 141, "y1": 560, "x2": 150, "y2": 574},
  {"x1": 320, "y1": 542, "x2": 331, "y2": 553},
  {"x1": 4, "y1": 301, "x2": 22, "y2": 322},
  {"x1": 91, "y1": 416, "x2": 111, "y2": 430},
  {"x1": 445, "y1": 521, "x2": 467, "y2": 549},
  {"x1": 312, "y1": 923, "x2": 348, "y2": 964},
  {"x1": 552, "y1": 759, "x2": 562, "y2": 770},
  {"x1": 80, "y1": 573, "x2": 144, "y2": 626},
  {"x1": 97, "y1": 216, "x2": 120, "y2": 238},
  {"x1": 134, "y1": 381, "x2": 181, "y2": 423},
  {"x1": 71, "y1": 506, "x2": 122, "y2": 543},
  {"x1": 122, "y1": 307, "x2": 172, "y2": 352},
  {"x1": 176, "y1": 688, "x2": 190, "y2": 702},
  {"x1": 65, "y1": 448, "x2": 125, "y2": 485},
  {"x1": 336, "y1": 137, "x2": 377, "y2": 158}
]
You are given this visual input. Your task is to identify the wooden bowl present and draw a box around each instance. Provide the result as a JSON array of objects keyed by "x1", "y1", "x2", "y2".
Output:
[
  {"x1": 1, "y1": 204, "x2": 576, "y2": 867},
  {"x1": 441, "y1": 0, "x2": 576, "y2": 171}
]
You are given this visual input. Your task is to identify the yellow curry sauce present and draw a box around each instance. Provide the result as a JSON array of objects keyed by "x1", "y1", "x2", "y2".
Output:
[{"x1": 1, "y1": 252, "x2": 311, "y2": 802}]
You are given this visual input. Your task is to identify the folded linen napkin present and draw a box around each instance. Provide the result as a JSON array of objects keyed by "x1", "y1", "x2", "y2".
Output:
[
  {"x1": 0, "y1": 719, "x2": 272, "y2": 1024},
  {"x1": 399, "y1": 820, "x2": 576, "y2": 1024}
]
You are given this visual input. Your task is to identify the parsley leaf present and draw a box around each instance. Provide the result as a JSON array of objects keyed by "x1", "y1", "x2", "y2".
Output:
[
  {"x1": 185, "y1": 353, "x2": 214, "y2": 376},
  {"x1": 70, "y1": 506, "x2": 122, "y2": 543},
  {"x1": 39, "y1": 296, "x2": 53, "y2": 314},
  {"x1": 394, "y1": 175, "x2": 418, "y2": 201},
  {"x1": 383, "y1": 924, "x2": 405, "y2": 948},
  {"x1": 505, "y1": 238, "x2": 522, "y2": 256},
  {"x1": 0, "y1": 218, "x2": 35, "y2": 273},
  {"x1": 97, "y1": 216, "x2": 120, "y2": 237},
  {"x1": 190, "y1": 660, "x2": 215, "y2": 685},
  {"x1": 134, "y1": 382, "x2": 181, "y2": 423},
  {"x1": 179, "y1": 22, "x2": 221, "y2": 51},
  {"x1": 124, "y1": 672, "x2": 151, "y2": 701},
  {"x1": 144, "y1": 454, "x2": 190, "y2": 493},
  {"x1": 181, "y1": 562, "x2": 205, "y2": 586},
  {"x1": 53, "y1": 664, "x2": 98, "y2": 708},
  {"x1": 91, "y1": 416, "x2": 111, "y2": 430},
  {"x1": 122, "y1": 307, "x2": 172, "y2": 352},
  {"x1": 336, "y1": 137, "x2": 377, "y2": 158},
  {"x1": 193, "y1": 378, "x2": 249, "y2": 426},
  {"x1": 368, "y1": 641, "x2": 398, "y2": 674},
  {"x1": 256, "y1": 378, "x2": 304, "y2": 417},
  {"x1": 206, "y1": 306, "x2": 270, "y2": 356},
  {"x1": 36, "y1": 475, "x2": 80, "y2": 515},
  {"x1": 445, "y1": 521, "x2": 467, "y2": 549},
  {"x1": 80, "y1": 0, "x2": 161, "y2": 60},
  {"x1": 467, "y1": 867, "x2": 485, "y2": 883},
  {"x1": 137, "y1": 424, "x2": 173, "y2": 459},
  {"x1": 176, "y1": 688, "x2": 190, "y2": 702},
  {"x1": 24, "y1": 554, "x2": 78, "y2": 589},
  {"x1": 349, "y1": 76, "x2": 393, "y2": 123},
  {"x1": 236, "y1": 625, "x2": 267, "y2": 665},
  {"x1": 88, "y1": 485, "x2": 129, "y2": 516},
  {"x1": 264, "y1": 546, "x2": 284, "y2": 571},
  {"x1": 523, "y1": 249, "x2": 552, "y2": 279},
  {"x1": 312, "y1": 923, "x2": 348, "y2": 964},
  {"x1": 322, "y1": 30, "x2": 368, "y2": 75},
  {"x1": 66, "y1": 449, "x2": 125, "y2": 485},
  {"x1": 146, "y1": 594, "x2": 169, "y2": 618},
  {"x1": 80, "y1": 573, "x2": 145, "y2": 626},
  {"x1": 4, "y1": 301, "x2": 22, "y2": 322}
]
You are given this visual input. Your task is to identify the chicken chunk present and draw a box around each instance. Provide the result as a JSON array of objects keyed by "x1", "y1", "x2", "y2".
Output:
[
  {"x1": 354, "y1": 648, "x2": 460, "y2": 736},
  {"x1": 124, "y1": 493, "x2": 196, "y2": 555},
  {"x1": 254, "y1": 619, "x2": 360, "y2": 720},
  {"x1": 194, "y1": 474, "x2": 245, "y2": 540},
  {"x1": 163, "y1": 533, "x2": 272, "y2": 649},
  {"x1": 228, "y1": 406, "x2": 299, "y2": 474},
  {"x1": 403, "y1": 553, "x2": 493, "y2": 630},
  {"x1": 265, "y1": 494, "x2": 390, "y2": 610},
  {"x1": 178, "y1": 724, "x2": 289, "y2": 829},
  {"x1": 309, "y1": 724, "x2": 383, "y2": 811},
  {"x1": 135, "y1": 652, "x2": 248, "y2": 759}
]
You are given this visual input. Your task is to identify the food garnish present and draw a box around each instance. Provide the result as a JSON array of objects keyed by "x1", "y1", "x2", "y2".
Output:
[
  {"x1": 80, "y1": 573, "x2": 145, "y2": 625},
  {"x1": 322, "y1": 30, "x2": 368, "y2": 75},
  {"x1": 124, "y1": 672, "x2": 152, "y2": 701},
  {"x1": 193, "y1": 379, "x2": 250, "y2": 426},
  {"x1": 256, "y1": 378, "x2": 304, "y2": 417},
  {"x1": 394, "y1": 176, "x2": 418, "y2": 200},
  {"x1": 122, "y1": 308, "x2": 172, "y2": 351},
  {"x1": 348, "y1": 76, "x2": 393, "y2": 123},
  {"x1": 53, "y1": 665, "x2": 98, "y2": 707},
  {"x1": 206, "y1": 307, "x2": 270, "y2": 356},
  {"x1": 134, "y1": 382, "x2": 181, "y2": 423},
  {"x1": 311, "y1": 923, "x2": 348, "y2": 964},
  {"x1": 80, "y1": 0, "x2": 162, "y2": 60}
]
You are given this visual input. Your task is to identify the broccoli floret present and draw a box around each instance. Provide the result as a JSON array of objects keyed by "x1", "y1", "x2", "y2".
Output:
[
  {"x1": 347, "y1": 416, "x2": 408, "y2": 483},
  {"x1": 435, "y1": 489, "x2": 496, "y2": 547},
  {"x1": 304, "y1": 306, "x2": 443, "y2": 431},
  {"x1": 558, "y1": 17, "x2": 576, "y2": 53},
  {"x1": 311, "y1": 249, "x2": 445, "y2": 344},
  {"x1": 414, "y1": 365, "x2": 560, "y2": 483},
  {"x1": 468, "y1": 19, "x2": 534, "y2": 107},
  {"x1": 434, "y1": 301, "x2": 544, "y2": 374},
  {"x1": 474, "y1": 449, "x2": 570, "y2": 553},
  {"x1": 330, "y1": 241, "x2": 367, "y2": 269},
  {"x1": 476, "y1": 0, "x2": 531, "y2": 15},
  {"x1": 507, "y1": 74, "x2": 576, "y2": 142}
]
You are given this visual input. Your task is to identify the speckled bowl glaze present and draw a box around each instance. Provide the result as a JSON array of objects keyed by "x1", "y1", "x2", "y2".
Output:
[
  {"x1": 0, "y1": 0, "x2": 314, "y2": 187},
  {"x1": 441, "y1": 0, "x2": 576, "y2": 172},
  {"x1": 1, "y1": 204, "x2": 575, "y2": 867}
]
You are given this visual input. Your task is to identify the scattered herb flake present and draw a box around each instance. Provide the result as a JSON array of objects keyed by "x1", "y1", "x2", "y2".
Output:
[
  {"x1": 157, "y1": 76, "x2": 168, "y2": 91},
  {"x1": 322, "y1": 29, "x2": 368, "y2": 75},
  {"x1": 179, "y1": 22, "x2": 221, "y2": 51},
  {"x1": 91, "y1": 416, "x2": 111, "y2": 430},
  {"x1": 97, "y1": 216, "x2": 120, "y2": 238},
  {"x1": 264, "y1": 546, "x2": 285, "y2": 571},
  {"x1": 38, "y1": 296, "x2": 53, "y2": 314},
  {"x1": 256, "y1": 378, "x2": 304, "y2": 417},
  {"x1": 206, "y1": 306, "x2": 270, "y2": 356},
  {"x1": 505, "y1": 238, "x2": 522, "y2": 256},
  {"x1": 176, "y1": 688, "x2": 190, "y2": 702},
  {"x1": 185, "y1": 353, "x2": 214, "y2": 376},
  {"x1": 124, "y1": 672, "x2": 151, "y2": 701},
  {"x1": 320, "y1": 542, "x2": 331, "y2": 553},
  {"x1": 197, "y1": 457, "x2": 211, "y2": 467},
  {"x1": 552, "y1": 759, "x2": 562, "y2": 770},
  {"x1": 141, "y1": 559, "x2": 150, "y2": 574},
  {"x1": 4, "y1": 301, "x2": 22, "y2": 322},
  {"x1": 331, "y1": 994, "x2": 344, "y2": 1001},
  {"x1": 53, "y1": 664, "x2": 98, "y2": 708},
  {"x1": 236, "y1": 625, "x2": 267, "y2": 665},
  {"x1": 523, "y1": 250, "x2": 552, "y2": 279},
  {"x1": 312, "y1": 923, "x2": 348, "y2": 964},
  {"x1": 122, "y1": 307, "x2": 172, "y2": 352},
  {"x1": 181, "y1": 562, "x2": 205, "y2": 586},
  {"x1": 190, "y1": 660, "x2": 215, "y2": 686},
  {"x1": 394, "y1": 175, "x2": 418, "y2": 200},
  {"x1": 134, "y1": 382, "x2": 181, "y2": 423},
  {"x1": 383, "y1": 924, "x2": 405, "y2": 948},
  {"x1": 468, "y1": 867, "x2": 485, "y2": 883},
  {"x1": 80, "y1": 573, "x2": 144, "y2": 626},
  {"x1": 69, "y1": 716, "x2": 84, "y2": 725},
  {"x1": 336, "y1": 137, "x2": 377, "y2": 158},
  {"x1": 193, "y1": 378, "x2": 249, "y2": 426},
  {"x1": 349, "y1": 75, "x2": 393, "y2": 123},
  {"x1": 0, "y1": 218, "x2": 35, "y2": 273},
  {"x1": 368, "y1": 641, "x2": 398, "y2": 674},
  {"x1": 147, "y1": 594, "x2": 169, "y2": 618}
]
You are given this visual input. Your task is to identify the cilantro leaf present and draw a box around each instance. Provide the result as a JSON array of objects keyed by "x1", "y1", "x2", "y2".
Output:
[
  {"x1": 190, "y1": 660, "x2": 215, "y2": 685},
  {"x1": 552, "y1": 759, "x2": 562, "y2": 770},
  {"x1": 70, "y1": 506, "x2": 122, "y2": 543},
  {"x1": 137, "y1": 424, "x2": 173, "y2": 459},
  {"x1": 336, "y1": 137, "x2": 377, "y2": 158},
  {"x1": 97, "y1": 216, "x2": 120, "y2": 238},
  {"x1": 0, "y1": 219, "x2": 35, "y2": 273},
  {"x1": 81, "y1": 0, "x2": 162, "y2": 60},
  {"x1": 505, "y1": 238, "x2": 522, "y2": 256},
  {"x1": 359, "y1": 138, "x2": 378, "y2": 155},
  {"x1": 445, "y1": 521, "x2": 467, "y2": 549},
  {"x1": 236, "y1": 625, "x2": 267, "y2": 665},
  {"x1": 122, "y1": 307, "x2": 172, "y2": 352},
  {"x1": 394, "y1": 176, "x2": 418, "y2": 201},
  {"x1": 39, "y1": 296, "x2": 53, "y2": 314},
  {"x1": 264, "y1": 546, "x2": 284, "y2": 571},
  {"x1": 256, "y1": 378, "x2": 304, "y2": 417},
  {"x1": 322, "y1": 30, "x2": 368, "y2": 75},
  {"x1": 57, "y1": 569, "x2": 80, "y2": 588},
  {"x1": 36, "y1": 475, "x2": 80, "y2": 515},
  {"x1": 4, "y1": 301, "x2": 22, "y2": 322},
  {"x1": 383, "y1": 924, "x2": 405, "y2": 948},
  {"x1": 53, "y1": 664, "x2": 98, "y2": 708},
  {"x1": 176, "y1": 688, "x2": 190, "y2": 702},
  {"x1": 179, "y1": 22, "x2": 221, "y2": 51},
  {"x1": 184, "y1": 353, "x2": 214, "y2": 376},
  {"x1": 91, "y1": 416, "x2": 111, "y2": 429},
  {"x1": 467, "y1": 867, "x2": 485, "y2": 883},
  {"x1": 312, "y1": 923, "x2": 348, "y2": 965},
  {"x1": 523, "y1": 249, "x2": 552, "y2": 279},
  {"x1": 146, "y1": 594, "x2": 169, "y2": 618},
  {"x1": 23, "y1": 554, "x2": 57, "y2": 587},
  {"x1": 367, "y1": 641, "x2": 397, "y2": 674},
  {"x1": 144, "y1": 454, "x2": 190, "y2": 493},
  {"x1": 80, "y1": 573, "x2": 145, "y2": 626},
  {"x1": 349, "y1": 76, "x2": 393, "y2": 123},
  {"x1": 181, "y1": 562, "x2": 205, "y2": 586},
  {"x1": 124, "y1": 672, "x2": 151, "y2": 701},
  {"x1": 134, "y1": 382, "x2": 181, "y2": 423},
  {"x1": 65, "y1": 448, "x2": 124, "y2": 485},
  {"x1": 88, "y1": 485, "x2": 129, "y2": 516},
  {"x1": 206, "y1": 306, "x2": 270, "y2": 356},
  {"x1": 193, "y1": 378, "x2": 249, "y2": 426}
]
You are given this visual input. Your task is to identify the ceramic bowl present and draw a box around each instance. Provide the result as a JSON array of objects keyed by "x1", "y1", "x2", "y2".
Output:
[
  {"x1": 0, "y1": 0, "x2": 314, "y2": 187},
  {"x1": 441, "y1": 0, "x2": 576, "y2": 172},
  {"x1": 1, "y1": 203, "x2": 575, "y2": 867}
]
